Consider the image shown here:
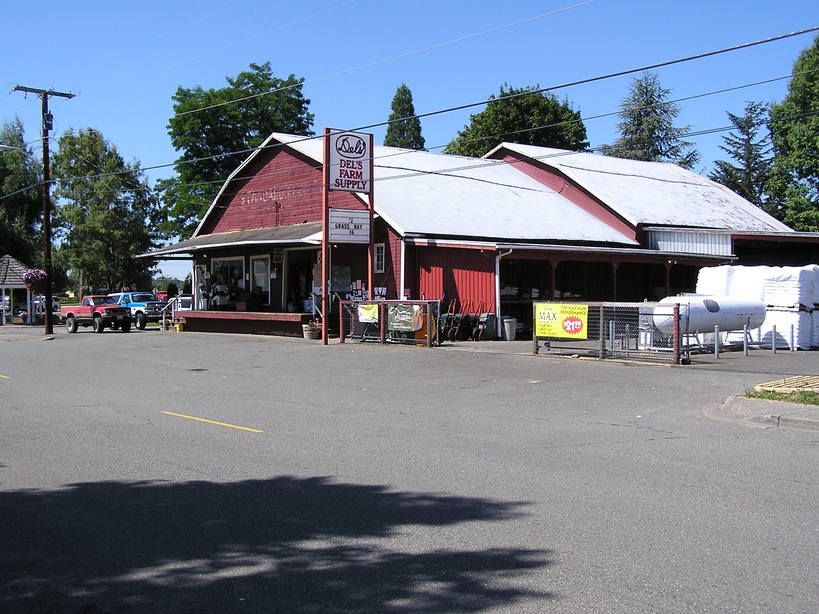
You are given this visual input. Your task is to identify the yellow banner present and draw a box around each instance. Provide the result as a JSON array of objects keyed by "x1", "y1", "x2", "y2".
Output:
[
  {"x1": 357, "y1": 304, "x2": 379, "y2": 323},
  {"x1": 535, "y1": 303, "x2": 589, "y2": 339}
]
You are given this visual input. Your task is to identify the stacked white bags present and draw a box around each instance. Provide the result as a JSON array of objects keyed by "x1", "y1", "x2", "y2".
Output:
[{"x1": 695, "y1": 264, "x2": 819, "y2": 349}]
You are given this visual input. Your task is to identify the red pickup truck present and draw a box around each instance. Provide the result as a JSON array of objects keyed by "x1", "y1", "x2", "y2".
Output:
[{"x1": 60, "y1": 295, "x2": 133, "y2": 333}]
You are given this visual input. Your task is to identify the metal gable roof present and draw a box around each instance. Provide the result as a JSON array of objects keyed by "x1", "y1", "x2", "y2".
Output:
[
  {"x1": 267, "y1": 133, "x2": 637, "y2": 245},
  {"x1": 492, "y1": 143, "x2": 793, "y2": 233}
]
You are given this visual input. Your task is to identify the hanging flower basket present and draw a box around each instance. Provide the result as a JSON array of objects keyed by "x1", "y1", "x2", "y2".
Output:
[{"x1": 23, "y1": 268, "x2": 48, "y2": 293}]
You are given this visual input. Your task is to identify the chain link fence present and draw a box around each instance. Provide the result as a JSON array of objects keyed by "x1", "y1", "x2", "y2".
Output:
[
  {"x1": 532, "y1": 301, "x2": 683, "y2": 364},
  {"x1": 339, "y1": 300, "x2": 440, "y2": 347}
]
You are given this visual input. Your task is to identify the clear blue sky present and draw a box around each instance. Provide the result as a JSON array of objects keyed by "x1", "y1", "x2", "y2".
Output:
[{"x1": 3, "y1": 1, "x2": 817, "y2": 280}]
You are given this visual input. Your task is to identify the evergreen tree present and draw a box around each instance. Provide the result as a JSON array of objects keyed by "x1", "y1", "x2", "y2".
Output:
[
  {"x1": 0, "y1": 119, "x2": 42, "y2": 264},
  {"x1": 384, "y1": 84, "x2": 425, "y2": 150},
  {"x1": 602, "y1": 72, "x2": 699, "y2": 169},
  {"x1": 709, "y1": 101, "x2": 771, "y2": 208},
  {"x1": 52, "y1": 128, "x2": 162, "y2": 292},
  {"x1": 159, "y1": 62, "x2": 314, "y2": 238},
  {"x1": 766, "y1": 35, "x2": 819, "y2": 231},
  {"x1": 445, "y1": 84, "x2": 589, "y2": 157}
]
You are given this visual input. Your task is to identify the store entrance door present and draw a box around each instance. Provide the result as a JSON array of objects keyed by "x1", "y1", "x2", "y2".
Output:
[
  {"x1": 284, "y1": 248, "x2": 320, "y2": 313},
  {"x1": 250, "y1": 255, "x2": 271, "y2": 308}
]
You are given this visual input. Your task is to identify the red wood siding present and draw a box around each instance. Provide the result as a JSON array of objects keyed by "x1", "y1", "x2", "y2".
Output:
[
  {"x1": 204, "y1": 148, "x2": 367, "y2": 235},
  {"x1": 497, "y1": 152, "x2": 637, "y2": 241},
  {"x1": 417, "y1": 247, "x2": 496, "y2": 312},
  {"x1": 373, "y1": 220, "x2": 401, "y2": 298},
  {"x1": 332, "y1": 244, "x2": 369, "y2": 288}
]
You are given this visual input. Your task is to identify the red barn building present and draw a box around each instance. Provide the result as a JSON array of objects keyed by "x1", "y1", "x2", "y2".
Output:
[{"x1": 144, "y1": 133, "x2": 815, "y2": 336}]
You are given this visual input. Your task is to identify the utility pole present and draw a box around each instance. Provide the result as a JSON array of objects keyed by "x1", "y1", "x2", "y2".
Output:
[{"x1": 13, "y1": 85, "x2": 75, "y2": 335}]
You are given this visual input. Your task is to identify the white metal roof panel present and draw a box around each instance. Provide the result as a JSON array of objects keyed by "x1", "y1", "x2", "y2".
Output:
[
  {"x1": 494, "y1": 143, "x2": 793, "y2": 232},
  {"x1": 269, "y1": 133, "x2": 637, "y2": 245}
]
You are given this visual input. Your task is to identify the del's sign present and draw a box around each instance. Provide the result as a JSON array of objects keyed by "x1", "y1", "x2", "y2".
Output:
[{"x1": 328, "y1": 131, "x2": 372, "y2": 193}]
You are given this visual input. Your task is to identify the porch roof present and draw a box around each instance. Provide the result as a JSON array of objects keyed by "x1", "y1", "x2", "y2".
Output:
[
  {"x1": 0, "y1": 254, "x2": 30, "y2": 288},
  {"x1": 138, "y1": 222, "x2": 322, "y2": 258}
]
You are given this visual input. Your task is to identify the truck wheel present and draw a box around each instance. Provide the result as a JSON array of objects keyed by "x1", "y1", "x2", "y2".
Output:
[
  {"x1": 135, "y1": 313, "x2": 147, "y2": 330},
  {"x1": 120, "y1": 320, "x2": 131, "y2": 333},
  {"x1": 66, "y1": 316, "x2": 78, "y2": 334},
  {"x1": 92, "y1": 316, "x2": 104, "y2": 333}
]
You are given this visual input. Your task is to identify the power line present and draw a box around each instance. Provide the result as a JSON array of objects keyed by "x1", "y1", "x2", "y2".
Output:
[
  {"x1": 30, "y1": 105, "x2": 811, "y2": 222},
  {"x1": 355, "y1": 26, "x2": 819, "y2": 132},
  {"x1": 2, "y1": 83, "x2": 811, "y2": 208},
  {"x1": 3, "y1": 35, "x2": 816, "y2": 204},
  {"x1": 194, "y1": 108, "x2": 819, "y2": 208},
  {"x1": 165, "y1": 26, "x2": 819, "y2": 177},
  {"x1": 175, "y1": 0, "x2": 600, "y2": 118},
  {"x1": 159, "y1": 68, "x2": 819, "y2": 193},
  {"x1": 420, "y1": 70, "x2": 818, "y2": 154},
  {"x1": 173, "y1": 0, "x2": 355, "y2": 68}
]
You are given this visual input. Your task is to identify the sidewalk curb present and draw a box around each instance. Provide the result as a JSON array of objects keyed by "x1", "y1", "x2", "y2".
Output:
[
  {"x1": 706, "y1": 396, "x2": 819, "y2": 431},
  {"x1": 767, "y1": 413, "x2": 819, "y2": 431}
]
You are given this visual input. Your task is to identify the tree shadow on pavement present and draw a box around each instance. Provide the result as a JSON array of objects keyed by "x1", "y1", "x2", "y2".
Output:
[{"x1": 0, "y1": 476, "x2": 553, "y2": 613}]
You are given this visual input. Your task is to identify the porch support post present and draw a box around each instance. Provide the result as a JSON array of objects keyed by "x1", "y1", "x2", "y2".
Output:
[
  {"x1": 494, "y1": 250, "x2": 502, "y2": 338},
  {"x1": 495, "y1": 248, "x2": 513, "y2": 338},
  {"x1": 367, "y1": 133, "x2": 375, "y2": 299},
  {"x1": 321, "y1": 129, "x2": 330, "y2": 346},
  {"x1": 548, "y1": 258, "x2": 558, "y2": 299},
  {"x1": 611, "y1": 261, "x2": 620, "y2": 301},
  {"x1": 400, "y1": 239, "x2": 406, "y2": 299},
  {"x1": 664, "y1": 260, "x2": 673, "y2": 297}
]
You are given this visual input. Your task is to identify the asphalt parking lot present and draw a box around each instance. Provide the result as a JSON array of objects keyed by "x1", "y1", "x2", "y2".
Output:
[{"x1": 1, "y1": 325, "x2": 818, "y2": 613}]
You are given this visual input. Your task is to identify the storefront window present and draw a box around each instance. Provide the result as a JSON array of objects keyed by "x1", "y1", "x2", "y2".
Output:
[
  {"x1": 374, "y1": 243, "x2": 385, "y2": 274},
  {"x1": 211, "y1": 258, "x2": 245, "y2": 309}
]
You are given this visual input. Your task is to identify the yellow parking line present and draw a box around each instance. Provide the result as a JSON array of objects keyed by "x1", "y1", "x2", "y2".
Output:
[{"x1": 161, "y1": 411, "x2": 263, "y2": 433}]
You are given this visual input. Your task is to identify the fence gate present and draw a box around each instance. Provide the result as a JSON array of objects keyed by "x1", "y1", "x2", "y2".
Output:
[{"x1": 532, "y1": 301, "x2": 682, "y2": 364}]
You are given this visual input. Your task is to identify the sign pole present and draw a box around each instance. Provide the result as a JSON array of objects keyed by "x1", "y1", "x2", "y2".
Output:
[
  {"x1": 322, "y1": 128, "x2": 330, "y2": 346},
  {"x1": 367, "y1": 133, "x2": 374, "y2": 299},
  {"x1": 325, "y1": 128, "x2": 373, "y2": 335}
]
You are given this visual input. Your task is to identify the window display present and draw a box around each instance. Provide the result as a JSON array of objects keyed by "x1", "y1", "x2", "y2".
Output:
[{"x1": 211, "y1": 258, "x2": 244, "y2": 310}]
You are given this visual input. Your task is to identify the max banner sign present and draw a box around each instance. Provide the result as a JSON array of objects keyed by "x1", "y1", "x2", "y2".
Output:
[
  {"x1": 328, "y1": 131, "x2": 372, "y2": 193},
  {"x1": 535, "y1": 303, "x2": 589, "y2": 339}
]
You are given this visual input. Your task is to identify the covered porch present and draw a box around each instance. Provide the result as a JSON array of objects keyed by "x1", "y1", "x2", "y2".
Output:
[
  {"x1": 142, "y1": 222, "x2": 370, "y2": 336},
  {"x1": 495, "y1": 243, "x2": 734, "y2": 335}
]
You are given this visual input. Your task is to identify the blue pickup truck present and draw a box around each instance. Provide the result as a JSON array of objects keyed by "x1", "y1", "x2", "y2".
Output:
[{"x1": 108, "y1": 291, "x2": 166, "y2": 330}]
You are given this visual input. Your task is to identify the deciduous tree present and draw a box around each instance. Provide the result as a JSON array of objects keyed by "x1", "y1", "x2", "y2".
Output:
[
  {"x1": 602, "y1": 72, "x2": 699, "y2": 169},
  {"x1": 384, "y1": 84, "x2": 425, "y2": 150},
  {"x1": 159, "y1": 62, "x2": 314, "y2": 238},
  {"x1": 766, "y1": 35, "x2": 819, "y2": 231},
  {"x1": 0, "y1": 118, "x2": 42, "y2": 264},
  {"x1": 445, "y1": 85, "x2": 589, "y2": 157},
  {"x1": 52, "y1": 128, "x2": 162, "y2": 292}
]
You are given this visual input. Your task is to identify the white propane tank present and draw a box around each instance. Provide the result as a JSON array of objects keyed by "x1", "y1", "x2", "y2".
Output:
[{"x1": 652, "y1": 295, "x2": 765, "y2": 335}]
